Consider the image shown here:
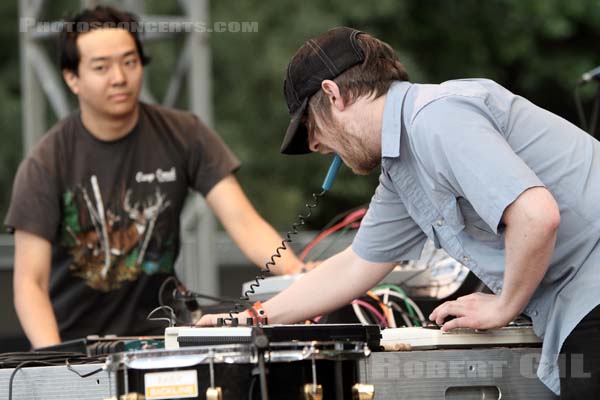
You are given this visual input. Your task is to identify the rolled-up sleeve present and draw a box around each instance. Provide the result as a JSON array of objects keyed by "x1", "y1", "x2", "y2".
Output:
[
  {"x1": 411, "y1": 96, "x2": 545, "y2": 233},
  {"x1": 352, "y1": 170, "x2": 427, "y2": 262}
]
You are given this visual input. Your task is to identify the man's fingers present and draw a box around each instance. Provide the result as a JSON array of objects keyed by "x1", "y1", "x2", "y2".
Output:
[
  {"x1": 429, "y1": 309, "x2": 439, "y2": 322},
  {"x1": 430, "y1": 301, "x2": 465, "y2": 325},
  {"x1": 429, "y1": 302, "x2": 451, "y2": 322},
  {"x1": 429, "y1": 301, "x2": 449, "y2": 321},
  {"x1": 441, "y1": 316, "x2": 474, "y2": 332}
]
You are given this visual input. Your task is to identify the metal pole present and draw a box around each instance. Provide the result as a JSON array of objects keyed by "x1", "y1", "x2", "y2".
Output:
[
  {"x1": 19, "y1": 0, "x2": 46, "y2": 154},
  {"x1": 184, "y1": 0, "x2": 219, "y2": 296}
]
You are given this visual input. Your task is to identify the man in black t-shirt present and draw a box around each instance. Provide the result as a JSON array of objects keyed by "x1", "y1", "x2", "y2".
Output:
[{"x1": 5, "y1": 6, "x2": 305, "y2": 347}]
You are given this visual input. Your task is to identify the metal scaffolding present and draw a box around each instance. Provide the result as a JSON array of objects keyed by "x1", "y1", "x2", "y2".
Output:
[{"x1": 18, "y1": 0, "x2": 219, "y2": 295}]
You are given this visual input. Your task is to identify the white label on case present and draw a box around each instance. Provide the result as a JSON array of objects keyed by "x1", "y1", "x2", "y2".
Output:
[{"x1": 144, "y1": 369, "x2": 198, "y2": 399}]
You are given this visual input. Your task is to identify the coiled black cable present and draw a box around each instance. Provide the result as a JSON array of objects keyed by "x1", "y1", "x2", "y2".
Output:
[{"x1": 226, "y1": 190, "x2": 326, "y2": 322}]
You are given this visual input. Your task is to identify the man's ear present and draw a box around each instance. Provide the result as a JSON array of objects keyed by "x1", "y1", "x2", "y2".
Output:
[
  {"x1": 321, "y1": 80, "x2": 345, "y2": 112},
  {"x1": 62, "y1": 69, "x2": 80, "y2": 95}
]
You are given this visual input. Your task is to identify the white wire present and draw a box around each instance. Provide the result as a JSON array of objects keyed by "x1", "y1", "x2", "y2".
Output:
[
  {"x1": 405, "y1": 296, "x2": 425, "y2": 323},
  {"x1": 351, "y1": 302, "x2": 373, "y2": 325},
  {"x1": 389, "y1": 302, "x2": 413, "y2": 327},
  {"x1": 373, "y1": 288, "x2": 425, "y2": 324},
  {"x1": 381, "y1": 289, "x2": 397, "y2": 328},
  {"x1": 352, "y1": 289, "x2": 425, "y2": 327}
]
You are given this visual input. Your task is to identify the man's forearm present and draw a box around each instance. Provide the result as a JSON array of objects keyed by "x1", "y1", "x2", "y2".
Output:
[
  {"x1": 205, "y1": 175, "x2": 303, "y2": 275},
  {"x1": 430, "y1": 187, "x2": 561, "y2": 332},
  {"x1": 262, "y1": 247, "x2": 396, "y2": 323},
  {"x1": 14, "y1": 280, "x2": 61, "y2": 348},
  {"x1": 499, "y1": 216, "x2": 558, "y2": 317},
  {"x1": 235, "y1": 213, "x2": 301, "y2": 275}
]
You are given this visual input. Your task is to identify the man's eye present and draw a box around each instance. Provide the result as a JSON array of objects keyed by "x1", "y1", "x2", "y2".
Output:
[
  {"x1": 93, "y1": 65, "x2": 107, "y2": 71},
  {"x1": 124, "y1": 59, "x2": 138, "y2": 67}
]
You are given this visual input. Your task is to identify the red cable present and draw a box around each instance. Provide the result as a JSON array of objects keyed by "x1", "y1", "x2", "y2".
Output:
[{"x1": 299, "y1": 208, "x2": 367, "y2": 261}]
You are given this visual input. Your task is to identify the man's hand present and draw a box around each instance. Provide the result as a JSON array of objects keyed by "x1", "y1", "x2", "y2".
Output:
[{"x1": 428, "y1": 293, "x2": 517, "y2": 333}]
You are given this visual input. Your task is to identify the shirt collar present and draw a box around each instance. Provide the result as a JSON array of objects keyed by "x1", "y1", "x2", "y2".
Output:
[{"x1": 381, "y1": 81, "x2": 412, "y2": 158}]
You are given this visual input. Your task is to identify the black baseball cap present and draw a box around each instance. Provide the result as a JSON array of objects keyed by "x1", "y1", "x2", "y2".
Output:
[{"x1": 281, "y1": 27, "x2": 365, "y2": 155}]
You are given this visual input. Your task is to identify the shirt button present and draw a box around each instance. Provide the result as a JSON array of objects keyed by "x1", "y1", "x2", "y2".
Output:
[
  {"x1": 436, "y1": 219, "x2": 445, "y2": 227},
  {"x1": 533, "y1": 310, "x2": 539, "y2": 317}
]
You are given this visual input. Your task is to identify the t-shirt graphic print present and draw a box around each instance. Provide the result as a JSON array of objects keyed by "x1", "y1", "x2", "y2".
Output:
[{"x1": 60, "y1": 176, "x2": 175, "y2": 291}]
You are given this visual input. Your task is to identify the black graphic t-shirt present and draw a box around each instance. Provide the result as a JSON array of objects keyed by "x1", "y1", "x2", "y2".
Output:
[{"x1": 5, "y1": 102, "x2": 240, "y2": 340}]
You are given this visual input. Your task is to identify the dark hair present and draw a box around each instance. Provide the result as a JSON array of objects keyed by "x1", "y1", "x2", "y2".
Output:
[
  {"x1": 59, "y1": 5, "x2": 151, "y2": 74},
  {"x1": 306, "y1": 32, "x2": 408, "y2": 134}
]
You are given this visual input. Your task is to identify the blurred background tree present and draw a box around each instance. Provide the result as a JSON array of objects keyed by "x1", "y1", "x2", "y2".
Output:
[{"x1": 2, "y1": 0, "x2": 600, "y2": 229}]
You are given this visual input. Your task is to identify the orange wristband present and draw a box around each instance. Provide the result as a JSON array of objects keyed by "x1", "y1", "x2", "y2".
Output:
[{"x1": 249, "y1": 301, "x2": 268, "y2": 325}]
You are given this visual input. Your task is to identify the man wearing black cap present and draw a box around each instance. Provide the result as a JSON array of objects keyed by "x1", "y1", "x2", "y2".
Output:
[{"x1": 200, "y1": 27, "x2": 600, "y2": 398}]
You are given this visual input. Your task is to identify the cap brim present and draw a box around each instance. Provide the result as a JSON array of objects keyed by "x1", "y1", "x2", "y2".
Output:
[{"x1": 280, "y1": 98, "x2": 311, "y2": 155}]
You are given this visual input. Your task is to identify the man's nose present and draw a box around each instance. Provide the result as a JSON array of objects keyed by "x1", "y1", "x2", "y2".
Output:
[{"x1": 111, "y1": 65, "x2": 126, "y2": 85}]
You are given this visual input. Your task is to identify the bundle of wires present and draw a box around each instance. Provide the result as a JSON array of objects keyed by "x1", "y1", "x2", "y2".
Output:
[
  {"x1": 299, "y1": 206, "x2": 425, "y2": 329},
  {"x1": 351, "y1": 284, "x2": 425, "y2": 328}
]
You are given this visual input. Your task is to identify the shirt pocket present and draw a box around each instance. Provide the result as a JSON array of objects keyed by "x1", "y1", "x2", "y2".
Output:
[
  {"x1": 427, "y1": 191, "x2": 466, "y2": 249},
  {"x1": 457, "y1": 197, "x2": 505, "y2": 249}
]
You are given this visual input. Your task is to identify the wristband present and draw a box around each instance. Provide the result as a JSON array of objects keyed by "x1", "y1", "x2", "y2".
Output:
[{"x1": 248, "y1": 301, "x2": 268, "y2": 325}]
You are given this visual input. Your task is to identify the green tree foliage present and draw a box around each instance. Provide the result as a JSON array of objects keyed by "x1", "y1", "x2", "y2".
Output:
[
  {"x1": 2, "y1": 0, "x2": 600, "y2": 228},
  {"x1": 209, "y1": 0, "x2": 600, "y2": 228}
]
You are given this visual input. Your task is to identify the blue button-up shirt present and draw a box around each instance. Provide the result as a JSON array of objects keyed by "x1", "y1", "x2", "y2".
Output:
[{"x1": 352, "y1": 79, "x2": 600, "y2": 394}]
